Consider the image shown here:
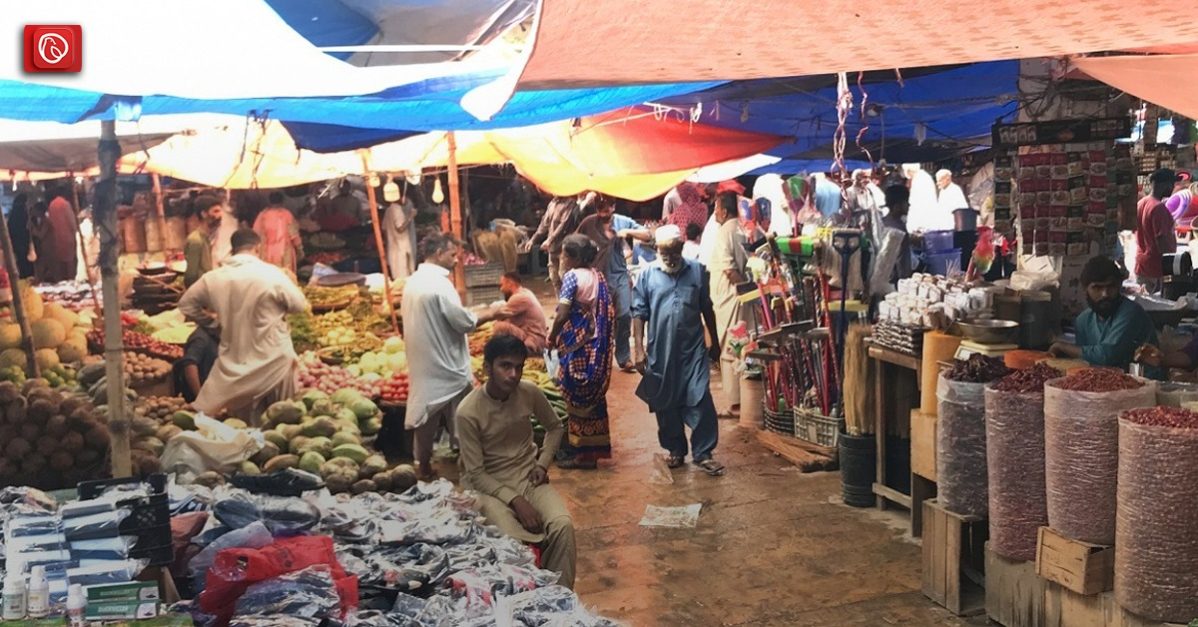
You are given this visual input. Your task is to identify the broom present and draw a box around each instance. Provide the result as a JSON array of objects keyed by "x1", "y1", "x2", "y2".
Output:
[{"x1": 842, "y1": 322, "x2": 875, "y2": 436}]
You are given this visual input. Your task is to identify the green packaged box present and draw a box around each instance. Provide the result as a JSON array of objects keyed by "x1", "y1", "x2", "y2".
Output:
[
  {"x1": 84, "y1": 600, "x2": 160, "y2": 621},
  {"x1": 84, "y1": 581, "x2": 160, "y2": 603}
]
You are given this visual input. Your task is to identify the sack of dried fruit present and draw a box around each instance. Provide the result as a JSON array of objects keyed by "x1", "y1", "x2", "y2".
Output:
[
  {"x1": 1115, "y1": 406, "x2": 1198, "y2": 623},
  {"x1": 1044, "y1": 368, "x2": 1154, "y2": 544},
  {"x1": 936, "y1": 355, "x2": 1010, "y2": 517}
]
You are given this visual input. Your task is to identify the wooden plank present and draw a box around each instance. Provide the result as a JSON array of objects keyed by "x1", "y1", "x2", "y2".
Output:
[
  {"x1": 1035, "y1": 526, "x2": 1114, "y2": 596},
  {"x1": 875, "y1": 359, "x2": 887, "y2": 509},
  {"x1": 945, "y1": 504, "x2": 963, "y2": 614},
  {"x1": 923, "y1": 499, "x2": 945, "y2": 605},
  {"x1": 910, "y1": 473, "x2": 937, "y2": 538},
  {"x1": 986, "y1": 544, "x2": 1046, "y2": 627},
  {"x1": 1042, "y1": 583, "x2": 1184, "y2": 627},
  {"x1": 755, "y1": 430, "x2": 837, "y2": 472},
  {"x1": 910, "y1": 409, "x2": 937, "y2": 480},
  {"x1": 868, "y1": 345, "x2": 923, "y2": 370},
  {"x1": 872, "y1": 483, "x2": 912, "y2": 509}
]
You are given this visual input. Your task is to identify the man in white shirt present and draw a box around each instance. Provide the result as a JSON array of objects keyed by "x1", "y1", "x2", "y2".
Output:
[
  {"x1": 401, "y1": 233, "x2": 495, "y2": 480},
  {"x1": 936, "y1": 169, "x2": 970, "y2": 218},
  {"x1": 903, "y1": 163, "x2": 951, "y2": 234}
]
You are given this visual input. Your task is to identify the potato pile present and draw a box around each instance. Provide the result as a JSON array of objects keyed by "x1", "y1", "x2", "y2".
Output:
[
  {"x1": 136, "y1": 395, "x2": 190, "y2": 422},
  {"x1": 251, "y1": 388, "x2": 415, "y2": 495},
  {"x1": 124, "y1": 352, "x2": 171, "y2": 385},
  {"x1": 0, "y1": 379, "x2": 110, "y2": 490}
]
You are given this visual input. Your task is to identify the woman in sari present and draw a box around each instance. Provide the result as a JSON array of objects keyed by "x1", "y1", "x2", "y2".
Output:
[{"x1": 548, "y1": 234, "x2": 614, "y2": 469}]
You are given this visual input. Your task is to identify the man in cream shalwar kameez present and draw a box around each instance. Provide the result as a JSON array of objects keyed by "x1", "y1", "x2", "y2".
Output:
[
  {"x1": 178, "y1": 229, "x2": 308, "y2": 424},
  {"x1": 708, "y1": 197, "x2": 749, "y2": 417}
]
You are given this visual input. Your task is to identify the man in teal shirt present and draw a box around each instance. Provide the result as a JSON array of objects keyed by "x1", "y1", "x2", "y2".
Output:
[{"x1": 1050, "y1": 256, "x2": 1159, "y2": 374}]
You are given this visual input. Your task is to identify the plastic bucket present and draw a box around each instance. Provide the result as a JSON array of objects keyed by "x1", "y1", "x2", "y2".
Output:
[
  {"x1": 840, "y1": 431, "x2": 876, "y2": 507},
  {"x1": 923, "y1": 230, "x2": 956, "y2": 253}
]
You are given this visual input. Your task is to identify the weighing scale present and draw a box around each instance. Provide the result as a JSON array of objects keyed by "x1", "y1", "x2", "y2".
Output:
[{"x1": 955, "y1": 340, "x2": 1018, "y2": 360}]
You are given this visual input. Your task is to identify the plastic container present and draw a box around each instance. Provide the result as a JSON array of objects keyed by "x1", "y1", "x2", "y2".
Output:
[
  {"x1": 3, "y1": 572, "x2": 26, "y2": 620},
  {"x1": 925, "y1": 249, "x2": 962, "y2": 277},
  {"x1": 66, "y1": 584, "x2": 86, "y2": 627},
  {"x1": 923, "y1": 230, "x2": 956, "y2": 253},
  {"x1": 839, "y1": 431, "x2": 876, "y2": 508},
  {"x1": 26, "y1": 566, "x2": 48, "y2": 618}
]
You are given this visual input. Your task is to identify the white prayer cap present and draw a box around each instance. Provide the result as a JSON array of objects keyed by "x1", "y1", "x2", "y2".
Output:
[
  {"x1": 935, "y1": 169, "x2": 952, "y2": 179},
  {"x1": 655, "y1": 224, "x2": 683, "y2": 245}
]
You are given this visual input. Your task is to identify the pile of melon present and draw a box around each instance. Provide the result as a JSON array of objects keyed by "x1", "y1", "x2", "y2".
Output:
[
  {"x1": 0, "y1": 282, "x2": 90, "y2": 372},
  {"x1": 253, "y1": 388, "x2": 416, "y2": 494}
]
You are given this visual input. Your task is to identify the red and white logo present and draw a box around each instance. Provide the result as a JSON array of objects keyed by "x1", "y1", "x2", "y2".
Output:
[{"x1": 23, "y1": 25, "x2": 83, "y2": 73}]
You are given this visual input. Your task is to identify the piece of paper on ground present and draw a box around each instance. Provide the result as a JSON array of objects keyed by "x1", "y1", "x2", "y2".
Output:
[{"x1": 639, "y1": 504, "x2": 702, "y2": 528}]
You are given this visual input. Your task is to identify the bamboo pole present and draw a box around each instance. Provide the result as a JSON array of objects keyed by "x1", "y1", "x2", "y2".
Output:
[
  {"x1": 358, "y1": 152, "x2": 400, "y2": 335},
  {"x1": 151, "y1": 173, "x2": 169, "y2": 252},
  {"x1": 97, "y1": 121, "x2": 131, "y2": 478},
  {"x1": 0, "y1": 208, "x2": 39, "y2": 379},
  {"x1": 447, "y1": 131, "x2": 466, "y2": 297}
]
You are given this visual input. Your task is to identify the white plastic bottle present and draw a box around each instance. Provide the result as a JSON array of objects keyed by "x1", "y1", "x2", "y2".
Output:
[
  {"x1": 26, "y1": 565, "x2": 48, "y2": 618},
  {"x1": 2, "y1": 571, "x2": 26, "y2": 620},
  {"x1": 66, "y1": 583, "x2": 87, "y2": 626}
]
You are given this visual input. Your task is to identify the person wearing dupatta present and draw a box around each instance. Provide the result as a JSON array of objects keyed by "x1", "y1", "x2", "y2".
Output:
[
  {"x1": 252, "y1": 191, "x2": 303, "y2": 276},
  {"x1": 547, "y1": 234, "x2": 614, "y2": 469}
]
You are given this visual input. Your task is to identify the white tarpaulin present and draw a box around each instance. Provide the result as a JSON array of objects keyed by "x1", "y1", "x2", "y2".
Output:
[{"x1": 2, "y1": 0, "x2": 502, "y2": 99}]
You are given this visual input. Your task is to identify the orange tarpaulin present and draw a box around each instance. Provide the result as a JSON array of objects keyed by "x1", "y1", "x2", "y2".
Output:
[
  {"x1": 1073, "y1": 53, "x2": 1198, "y2": 121},
  {"x1": 462, "y1": 0, "x2": 1198, "y2": 120}
]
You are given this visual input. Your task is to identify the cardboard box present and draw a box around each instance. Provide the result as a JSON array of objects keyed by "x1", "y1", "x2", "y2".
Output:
[
  {"x1": 85, "y1": 580, "x2": 160, "y2": 603},
  {"x1": 85, "y1": 600, "x2": 159, "y2": 621}
]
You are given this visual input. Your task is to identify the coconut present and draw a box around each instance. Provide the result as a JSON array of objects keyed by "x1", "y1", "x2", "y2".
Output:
[
  {"x1": 390, "y1": 464, "x2": 418, "y2": 492},
  {"x1": 350, "y1": 479, "x2": 377, "y2": 495},
  {"x1": 49, "y1": 451, "x2": 73, "y2": 471},
  {"x1": 251, "y1": 442, "x2": 281, "y2": 466}
]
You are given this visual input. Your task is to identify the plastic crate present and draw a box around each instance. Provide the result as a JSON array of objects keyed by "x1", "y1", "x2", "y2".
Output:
[
  {"x1": 466, "y1": 284, "x2": 503, "y2": 306},
  {"x1": 793, "y1": 407, "x2": 840, "y2": 448},
  {"x1": 77, "y1": 473, "x2": 172, "y2": 567},
  {"x1": 763, "y1": 405, "x2": 794, "y2": 435},
  {"x1": 464, "y1": 263, "x2": 504, "y2": 287}
]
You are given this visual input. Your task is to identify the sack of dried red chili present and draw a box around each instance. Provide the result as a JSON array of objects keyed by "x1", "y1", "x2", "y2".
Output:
[
  {"x1": 984, "y1": 363, "x2": 1062, "y2": 561},
  {"x1": 937, "y1": 365, "x2": 1001, "y2": 517},
  {"x1": 1115, "y1": 406, "x2": 1198, "y2": 623},
  {"x1": 1044, "y1": 369, "x2": 1153, "y2": 545}
]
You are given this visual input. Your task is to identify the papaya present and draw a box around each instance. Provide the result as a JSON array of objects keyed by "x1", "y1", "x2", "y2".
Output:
[{"x1": 330, "y1": 443, "x2": 369, "y2": 464}]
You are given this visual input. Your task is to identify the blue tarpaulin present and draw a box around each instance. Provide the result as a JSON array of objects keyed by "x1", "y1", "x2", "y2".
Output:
[
  {"x1": 0, "y1": 77, "x2": 722, "y2": 148},
  {"x1": 660, "y1": 61, "x2": 1020, "y2": 165}
]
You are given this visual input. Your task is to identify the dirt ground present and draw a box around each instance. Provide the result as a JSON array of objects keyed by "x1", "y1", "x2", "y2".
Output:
[{"x1": 438, "y1": 279, "x2": 982, "y2": 626}]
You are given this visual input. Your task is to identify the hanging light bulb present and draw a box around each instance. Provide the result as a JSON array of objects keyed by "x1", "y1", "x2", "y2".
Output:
[
  {"x1": 431, "y1": 177, "x2": 445, "y2": 204},
  {"x1": 405, "y1": 170, "x2": 421, "y2": 185},
  {"x1": 383, "y1": 176, "x2": 400, "y2": 203},
  {"x1": 367, "y1": 173, "x2": 381, "y2": 188}
]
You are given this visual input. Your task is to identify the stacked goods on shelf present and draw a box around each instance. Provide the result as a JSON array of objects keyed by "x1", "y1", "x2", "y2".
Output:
[
  {"x1": 936, "y1": 354, "x2": 1010, "y2": 517},
  {"x1": 870, "y1": 320, "x2": 925, "y2": 355},
  {"x1": 86, "y1": 328, "x2": 184, "y2": 362},
  {"x1": 878, "y1": 274, "x2": 996, "y2": 326},
  {"x1": 1044, "y1": 369, "x2": 1153, "y2": 544},
  {"x1": 33, "y1": 280, "x2": 98, "y2": 311},
  {"x1": 464, "y1": 261, "x2": 503, "y2": 306},
  {"x1": 985, "y1": 362, "x2": 1061, "y2": 561},
  {"x1": 1115, "y1": 406, "x2": 1198, "y2": 623}
]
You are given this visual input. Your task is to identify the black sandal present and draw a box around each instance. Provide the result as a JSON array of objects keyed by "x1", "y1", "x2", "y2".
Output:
[
  {"x1": 665, "y1": 454, "x2": 686, "y2": 469},
  {"x1": 695, "y1": 459, "x2": 726, "y2": 476},
  {"x1": 555, "y1": 457, "x2": 598, "y2": 470}
]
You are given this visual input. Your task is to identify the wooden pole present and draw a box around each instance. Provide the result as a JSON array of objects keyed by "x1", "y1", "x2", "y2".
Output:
[
  {"x1": 151, "y1": 173, "x2": 169, "y2": 252},
  {"x1": 97, "y1": 121, "x2": 131, "y2": 478},
  {"x1": 0, "y1": 208, "x2": 39, "y2": 379},
  {"x1": 358, "y1": 152, "x2": 400, "y2": 335},
  {"x1": 447, "y1": 131, "x2": 466, "y2": 297}
]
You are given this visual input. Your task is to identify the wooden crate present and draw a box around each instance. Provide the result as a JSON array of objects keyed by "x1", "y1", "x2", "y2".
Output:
[
  {"x1": 922, "y1": 499, "x2": 987, "y2": 616},
  {"x1": 910, "y1": 408, "x2": 936, "y2": 480},
  {"x1": 1035, "y1": 526, "x2": 1114, "y2": 596},
  {"x1": 986, "y1": 543, "x2": 1047, "y2": 627},
  {"x1": 1041, "y1": 582, "x2": 1185, "y2": 627}
]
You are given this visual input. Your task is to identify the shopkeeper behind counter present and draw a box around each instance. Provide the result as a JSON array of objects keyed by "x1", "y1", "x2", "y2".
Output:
[{"x1": 1049, "y1": 255, "x2": 1162, "y2": 376}]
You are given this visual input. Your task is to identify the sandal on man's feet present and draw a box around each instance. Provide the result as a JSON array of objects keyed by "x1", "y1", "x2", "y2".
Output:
[
  {"x1": 695, "y1": 459, "x2": 726, "y2": 476},
  {"x1": 618, "y1": 361, "x2": 637, "y2": 373},
  {"x1": 665, "y1": 454, "x2": 686, "y2": 469}
]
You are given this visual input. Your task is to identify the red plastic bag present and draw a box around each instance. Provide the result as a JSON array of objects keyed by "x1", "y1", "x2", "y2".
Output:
[{"x1": 199, "y1": 535, "x2": 357, "y2": 625}]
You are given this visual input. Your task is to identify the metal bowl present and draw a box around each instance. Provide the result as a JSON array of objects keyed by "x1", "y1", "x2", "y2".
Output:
[{"x1": 956, "y1": 319, "x2": 1020, "y2": 344}]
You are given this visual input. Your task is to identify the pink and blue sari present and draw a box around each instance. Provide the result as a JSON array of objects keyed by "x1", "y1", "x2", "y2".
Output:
[{"x1": 557, "y1": 269, "x2": 614, "y2": 460}]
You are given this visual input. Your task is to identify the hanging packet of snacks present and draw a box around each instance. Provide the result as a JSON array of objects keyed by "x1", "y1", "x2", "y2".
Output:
[
  {"x1": 985, "y1": 363, "x2": 1061, "y2": 561},
  {"x1": 1115, "y1": 406, "x2": 1198, "y2": 623},
  {"x1": 936, "y1": 355, "x2": 1010, "y2": 517},
  {"x1": 1044, "y1": 369, "x2": 1154, "y2": 544}
]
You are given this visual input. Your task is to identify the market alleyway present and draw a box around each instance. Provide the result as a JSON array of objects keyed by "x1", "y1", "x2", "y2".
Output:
[{"x1": 538, "y1": 369, "x2": 981, "y2": 626}]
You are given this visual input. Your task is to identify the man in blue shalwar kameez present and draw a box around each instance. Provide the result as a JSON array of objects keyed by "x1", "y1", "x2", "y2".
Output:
[{"x1": 632, "y1": 225, "x2": 726, "y2": 476}]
